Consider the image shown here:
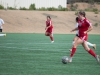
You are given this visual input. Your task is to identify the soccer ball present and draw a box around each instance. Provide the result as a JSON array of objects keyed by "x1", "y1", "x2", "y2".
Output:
[{"x1": 62, "y1": 56, "x2": 69, "y2": 64}]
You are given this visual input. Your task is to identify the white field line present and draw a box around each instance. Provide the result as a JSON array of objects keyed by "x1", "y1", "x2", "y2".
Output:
[
  {"x1": 0, "y1": 46, "x2": 69, "y2": 52},
  {"x1": 1, "y1": 42, "x2": 100, "y2": 46},
  {"x1": 1, "y1": 42, "x2": 72, "y2": 45},
  {"x1": 0, "y1": 43, "x2": 99, "y2": 52}
]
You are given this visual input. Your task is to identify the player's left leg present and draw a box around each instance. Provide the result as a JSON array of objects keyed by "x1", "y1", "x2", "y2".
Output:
[
  {"x1": 72, "y1": 34, "x2": 79, "y2": 45},
  {"x1": 45, "y1": 31, "x2": 54, "y2": 43},
  {"x1": 82, "y1": 41, "x2": 99, "y2": 62},
  {"x1": 49, "y1": 33, "x2": 54, "y2": 43},
  {"x1": 70, "y1": 35, "x2": 79, "y2": 51},
  {"x1": 49, "y1": 27, "x2": 54, "y2": 43},
  {"x1": 69, "y1": 38, "x2": 83, "y2": 62}
]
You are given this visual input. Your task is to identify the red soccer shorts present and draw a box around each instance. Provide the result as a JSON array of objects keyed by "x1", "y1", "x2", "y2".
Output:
[
  {"x1": 79, "y1": 34, "x2": 88, "y2": 41},
  {"x1": 46, "y1": 26, "x2": 53, "y2": 34}
]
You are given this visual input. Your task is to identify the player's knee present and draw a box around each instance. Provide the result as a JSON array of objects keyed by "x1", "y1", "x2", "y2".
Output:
[
  {"x1": 72, "y1": 43, "x2": 77, "y2": 48},
  {"x1": 45, "y1": 33, "x2": 49, "y2": 36},
  {"x1": 45, "y1": 34, "x2": 48, "y2": 36},
  {"x1": 73, "y1": 37, "x2": 75, "y2": 41},
  {"x1": 45, "y1": 33, "x2": 47, "y2": 36},
  {"x1": 50, "y1": 34, "x2": 52, "y2": 37}
]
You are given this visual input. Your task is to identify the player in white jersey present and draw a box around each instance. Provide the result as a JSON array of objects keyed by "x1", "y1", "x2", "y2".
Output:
[
  {"x1": 0, "y1": 18, "x2": 6, "y2": 37},
  {"x1": 71, "y1": 17, "x2": 96, "y2": 50},
  {"x1": 0, "y1": 18, "x2": 4, "y2": 32}
]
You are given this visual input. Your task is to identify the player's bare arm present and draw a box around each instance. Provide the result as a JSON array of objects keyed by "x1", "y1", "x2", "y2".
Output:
[
  {"x1": 45, "y1": 21, "x2": 52, "y2": 30},
  {"x1": 45, "y1": 26, "x2": 50, "y2": 30},
  {"x1": 71, "y1": 27, "x2": 78, "y2": 32},
  {"x1": 84, "y1": 25, "x2": 93, "y2": 34}
]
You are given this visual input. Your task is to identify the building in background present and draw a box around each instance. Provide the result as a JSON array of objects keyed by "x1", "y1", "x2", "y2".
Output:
[{"x1": 0, "y1": 0, "x2": 67, "y2": 9}]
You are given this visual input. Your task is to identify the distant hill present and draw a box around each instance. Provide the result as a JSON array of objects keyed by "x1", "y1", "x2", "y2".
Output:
[
  {"x1": 67, "y1": 3, "x2": 100, "y2": 11},
  {"x1": 0, "y1": 10, "x2": 100, "y2": 34},
  {"x1": 67, "y1": 0, "x2": 100, "y2": 4}
]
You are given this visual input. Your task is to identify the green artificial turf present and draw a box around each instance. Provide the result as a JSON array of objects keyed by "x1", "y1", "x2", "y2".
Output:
[{"x1": 0, "y1": 33, "x2": 100, "y2": 75}]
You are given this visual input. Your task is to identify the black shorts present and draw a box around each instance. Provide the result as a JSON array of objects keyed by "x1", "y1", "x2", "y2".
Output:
[
  {"x1": 76, "y1": 34, "x2": 79, "y2": 37},
  {"x1": 0, "y1": 29, "x2": 2, "y2": 32}
]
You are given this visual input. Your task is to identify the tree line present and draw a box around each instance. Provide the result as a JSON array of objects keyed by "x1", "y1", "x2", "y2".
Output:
[{"x1": 0, "y1": 3, "x2": 68, "y2": 11}]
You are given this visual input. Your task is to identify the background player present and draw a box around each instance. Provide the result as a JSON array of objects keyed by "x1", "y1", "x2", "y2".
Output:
[
  {"x1": 0, "y1": 18, "x2": 6, "y2": 37},
  {"x1": 0, "y1": 18, "x2": 4, "y2": 32},
  {"x1": 45, "y1": 16, "x2": 54, "y2": 43},
  {"x1": 68, "y1": 11, "x2": 99, "y2": 63}
]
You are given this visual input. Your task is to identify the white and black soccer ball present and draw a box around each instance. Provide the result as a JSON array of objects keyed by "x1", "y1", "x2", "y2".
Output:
[{"x1": 62, "y1": 56, "x2": 69, "y2": 64}]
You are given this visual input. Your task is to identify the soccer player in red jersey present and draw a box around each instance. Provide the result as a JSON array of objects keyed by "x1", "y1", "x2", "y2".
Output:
[
  {"x1": 45, "y1": 16, "x2": 54, "y2": 43},
  {"x1": 68, "y1": 11, "x2": 99, "y2": 63},
  {"x1": 71, "y1": 17, "x2": 96, "y2": 50}
]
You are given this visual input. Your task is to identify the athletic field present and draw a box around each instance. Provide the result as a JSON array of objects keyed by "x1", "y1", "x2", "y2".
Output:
[{"x1": 0, "y1": 33, "x2": 100, "y2": 75}]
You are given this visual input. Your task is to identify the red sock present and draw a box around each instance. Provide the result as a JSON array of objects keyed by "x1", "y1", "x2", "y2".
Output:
[
  {"x1": 50, "y1": 36, "x2": 54, "y2": 41},
  {"x1": 88, "y1": 49, "x2": 96, "y2": 57},
  {"x1": 70, "y1": 48, "x2": 76, "y2": 57}
]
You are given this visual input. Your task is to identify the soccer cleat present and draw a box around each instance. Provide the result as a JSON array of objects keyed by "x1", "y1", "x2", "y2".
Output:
[
  {"x1": 93, "y1": 44, "x2": 96, "y2": 50},
  {"x1": 95, "y1": 55, "x2": 99, "y2": 63},
  {"x1": 4, "y1": 34, "x2": 6, "y2": 37},
  {"x1": 51, "y1": 41, "x2": 54, "y2": 43},
  {"x1": 69, "y1": 49, "x2": 72, "y2": 52},
  {"x1": 68, "y1": 57, "x2": 72, "y2": 63}
]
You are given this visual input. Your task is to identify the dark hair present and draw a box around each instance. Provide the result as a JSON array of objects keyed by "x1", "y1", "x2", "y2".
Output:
[
  {"x1": 79, "y1": 11, "x2": 86, "y2": 17},
  {"x1": 76, "y1": 17, "x2": 79, "y2": 22},
  {"x1": 47, "y1": 16, "x2": 51, "y2": 19}
]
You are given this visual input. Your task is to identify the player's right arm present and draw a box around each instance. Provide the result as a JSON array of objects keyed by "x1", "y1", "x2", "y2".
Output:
[
  {"x1": 45, "y1": 20, "x2": 52, "y2": 30},
  {"x1": 70, "y1": 27, "x2": 78, "y2": 32},
  {"x1": 84, "y1": 19, "x2": 93, "y2": 34}
]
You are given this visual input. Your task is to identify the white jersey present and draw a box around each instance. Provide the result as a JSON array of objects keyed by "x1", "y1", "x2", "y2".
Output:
[
  {"x1": 75, "y1": 23, "x2": 78, "y2": 34},
  {"x1": 0, "y1": 18, "x2": 4, "y2": 29}
]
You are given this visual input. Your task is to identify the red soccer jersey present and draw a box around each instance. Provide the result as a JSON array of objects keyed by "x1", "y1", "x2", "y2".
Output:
[
  {"x1": 46, "y1": 20, "x2": 53, "y2": 27},
  {"x1": 78, "y1": 18, "x2": 91, "y2": 37}
]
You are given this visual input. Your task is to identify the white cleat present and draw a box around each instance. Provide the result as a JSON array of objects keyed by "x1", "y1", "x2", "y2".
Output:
[
  {"x1": 69, "y1": 49, "x2": 72, "y2": 52},
  {"x1": 51, "y1": 41, "x2": 54, "y2": 43},
  {"x1": 4, "y1": 34, "x2": 6, "y2": 37},
  {"x1": 96, "y1": 55, "x2": 99, "y2": 63},
  {"x1": 68, "y1": 57, "x2": 72, "y2": 63},
  {"x1": 93, "y1": 44, "x2": 96, "y2": 50}
]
